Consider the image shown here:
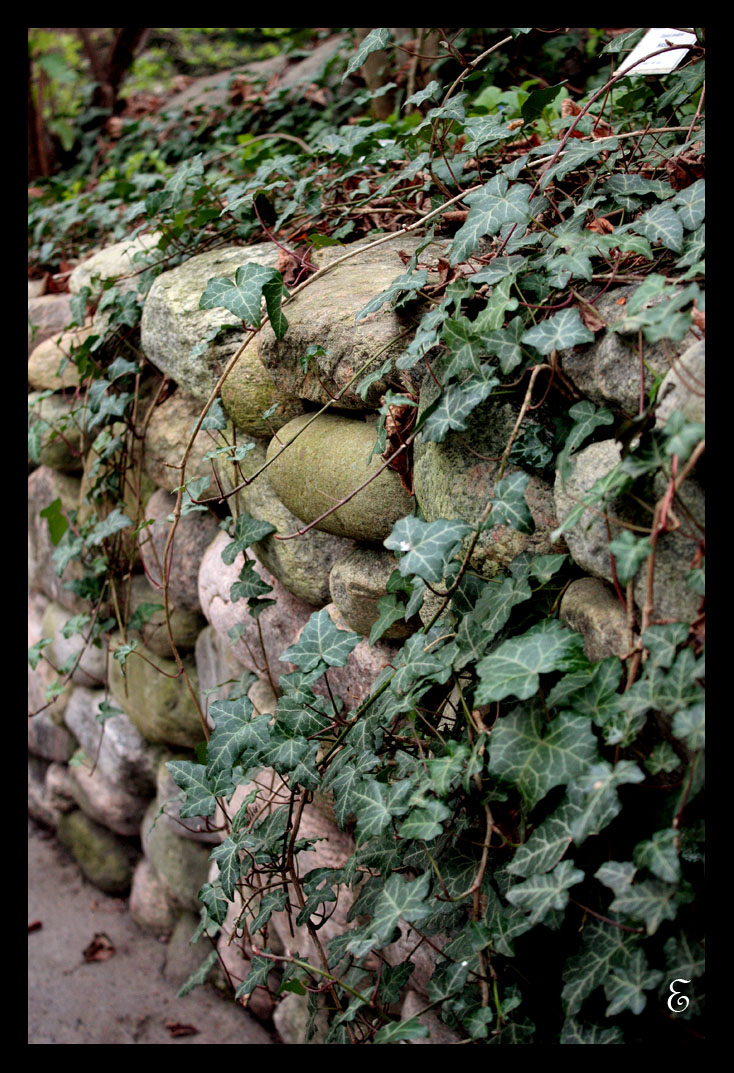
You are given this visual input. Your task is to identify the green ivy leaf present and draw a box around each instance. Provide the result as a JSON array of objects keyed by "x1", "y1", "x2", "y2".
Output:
[
  {"x1": 569, "y1": 760, "x2": 645, "y2": 844},
  {"x1": 487, "y1": 704, "x2": 597, "y2": 810},
  {"x1": 476, "y1": 620, "x2": 583, "y2": 704},
  {"x1": 506, "y1": 859, "x2": 585, "y2": 925},
  {"x1": 166, "y1": 760, "x2": 220, "y2": 818},
  {"x1": 374, "y1": 1017, "x2": 430, "y2": 1044},
  {"x1": 39, "y1": 497, "x2": 68, "y2": 546},
  {"x1": 522, "y1": 308, "x2": 595, "y2": 355},
  {"x1": 355, "y1": 269, "x2": 427, "y2": 321},
  {"x1": 608, "y1": 530, "x2": 653, "y2": 584},
  {"x1": 84, "y1": 508, "x2": 133, "y2": 547},
  {"x1": 199, "y1": 263, "x2": 286, "y2": 331},
  {"x1": 487, "y1": 471, "x2": 535, "y2": 534},
  {"x1": 634, "y1": 829, "x2": 681, "y2": 884},
  {"x1": 562, "y1": 920, "x2": 637, "y2": 1016},
  {"x1": 281, "y1": 608, "x2": 361, "y2": 673},
  {"x1": 177, "y1": 949, "x2": 219, "y2": 998},
  {"x1": 419, "y1": 369, "x2": 499, "y2": 442},
  {"x1": 384, "y1": 515, "x2": 472, "y2": 584},
  {"x1": 450, "y1": 175, "x2": 533, "y2": 265},
  {"x1": 360, "y1": 870, "x2": 432, "y2": 947},
  {"x1": 342, "y1": 28, "x2": 391, "y2": 81},
  {"x1": 673, "y1": 179, "x2": 705, "y2": 230},
  {"x1": 604, "y1": 949, "x2": 664, "y2": 1015}
]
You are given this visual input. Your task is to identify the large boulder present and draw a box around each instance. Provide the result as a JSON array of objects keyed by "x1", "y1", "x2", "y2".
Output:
[
  {"x1": 28, "y1": 325, "x2": 95, "y2": 390},
  {"x1": 257, "y1": 235, "x2": 448, "y2": 409},
  {"x1": 219, "y1": 337, "x2": 305, "y2": 436},
  {"x1": 235, "y1": 438, "x2": 356, "y2": 605},
  {"x1": 655, "y1": 339, "x2": 705, "y2": 427},
  {"x1": 143, "y1": 388, "x2": 235, "y2": 497},
  {"x1": 265, "y1": 413, "x2": 413, "y2": 542},
  {"x1": 56, "y1": 809, "x2": 136, "y2": 895},
  {"x1": 67, "y1": 748, "x2": 151, "y2": 837},
  {"x1": 27, "y1": 293, "x2": 74, "y2": 356}
]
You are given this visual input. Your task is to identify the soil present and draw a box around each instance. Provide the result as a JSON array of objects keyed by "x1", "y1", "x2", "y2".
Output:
[{"x1": 28, "y1": 818, "x2": 278, "y2": 1045}]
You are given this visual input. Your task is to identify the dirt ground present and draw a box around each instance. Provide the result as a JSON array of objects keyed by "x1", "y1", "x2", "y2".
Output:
[{"x1": 28, "y1": 818, "x2": 278, "y2": 1045}]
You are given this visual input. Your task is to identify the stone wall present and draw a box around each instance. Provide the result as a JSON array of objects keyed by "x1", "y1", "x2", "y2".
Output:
[{"x1": 28, "y1": 231, "x2": 705, "y2": 1043}]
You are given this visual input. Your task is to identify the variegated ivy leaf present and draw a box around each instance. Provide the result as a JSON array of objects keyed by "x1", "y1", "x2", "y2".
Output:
[
  {"x1": 632, "y1": 204, "x2": 684, "y2": 252},
  {"x1": 608, "y1": 530, "x2": 653, "y2": 584},
  {"x1": 206, "y1": 695, "x2": 271, "y2": 779},
  {"x1": 508, "y1": 795, "x2": 586, "y2": 878},
  {"x1": 166, "y1": 759, "x2": 231, "y2": 818},
  {"x1": 384, "y1": 515, "x2": 472, "y2": 584},
  {"x1": 85, "y1": 508, "x2": 133, "y2": 546},
  {"x1": 235, "y1": 952, "x2": 276, "y2": 997},
  {"x1": 634, "y1": 829, "x2": 681, "y2": 884},
  {"x1": 419, "y1": 369, "x2": 499, "y2": 443},
  {"x1": 390, "y1": 631, "x2": 455, "y2": 694},
  {"x1": 661, "y1": 410, "x2": 705, "y2": 461},
  {"x1": 403, "y1": 80, "x2": 441, "y2": 108},
  {"x1": 450, "y1": 175, "x2": 533, "y2": 265},
  {"x1": 280, "y1": 608, "x2": 361, "y2": 673},
  {"x1": 439, "y1": 315, "x2": 486, "y2": 379},
  {"x1": 604, "y1": 950, "x2": 663, "y2": 1016},
  {"x1": 199, "y1": 263, "x2": 288, "y2": 338},
  {"x1": 342, "y1": 27, "x2": 391, "y2": 81},
  {"x1": 557, "y1": 400, "x2": 615, "y2": 483},
  {"x1": 487, "y1": 702, "x2": 598, "y2": 810},
  {"x1": 361, "y1": 870, "x2": 432, "y2": 947},
  {"x1": 673, "y1": 178, "x2": 705, "y2": 230},
  {"x1": 487, "y1": 471, "x2": 535, "y2": 534},
  {"x1": 250, "y1": 888, "x2": 289, "y2": 934},
  {"x1": 197, "y1": 879, "x2": 230, "y2": 927},
  {"x1": 476, "y1": 619, "x2": 583, "y2": 705},
  {"x1": 374, "y1": 1017, "x2": 430, "y2": 1044},
  {"x1": 229, "y1": 559, "x2": 273, "y2": 603},
  {"x1": 462, "y1": 115, "x2": 517, "y2": 155},
  {"x1": 539, "y1": 139, "x2": 618, "y2": 190},
  {"x1": 562, "y1": 920, "x2": 637, "y2": 1016},
  {"x1": 355, "y1": 269, "x2": 427, "y2": 321},
  {"x1": 506, "y1": 859, "x2": 584, "y2": 926},
  {"x1": 568, "y1": 760, "x2": 645, "y2": 845},
  {"x1": 560, "y1": 1019, "x2": 624, "y2": 1044},
  {"x1": 522, "y1": 307, "x2": 595, "y2": 355},
  {"x1": 210, "y1": 831, "x2": 245, "y2": 899},
  {"x1": 641, "y1": 623, "x2": 689, "y2": 668},
  {"x1": 177, "y1": 949, "x2": 219, "y2": 998},
  {"x1": 673, "y1": 700, "x2": 705, "y2": 751},
  {"x1": 398, "y1": 797, "x2": 452, "y2": 842}
]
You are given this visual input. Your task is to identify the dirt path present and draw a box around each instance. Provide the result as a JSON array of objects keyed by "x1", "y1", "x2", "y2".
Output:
[{"x1": 28, "y1": 819, "x2": 277, "y2": 1045}]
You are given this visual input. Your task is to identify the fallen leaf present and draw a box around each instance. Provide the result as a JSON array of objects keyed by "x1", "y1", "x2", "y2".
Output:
[
  {"x1": 578, "y1": 304, "x2": 606, "y2": 332},
  {"x1": 28, "y1": 920, "x2": 43, "y2": 933},
  {"x1": 561, "y1": 98, "x2": 582, "y2": 117},
  {"x1": 587, "y1": 217, "x2": 614, "y2": 234},
  {"x1": 616, "y1": 297, "x2": 627, "y2": 306},
  {"x1": 165, "y1": 1020, "x2": 200, "y2": 1038},
  {"x1": 83, "y1": 932, "x2": 116, "y2": 962},
  {"x1": 691, "y1": 301, "x2": 705, "y2": 333}
]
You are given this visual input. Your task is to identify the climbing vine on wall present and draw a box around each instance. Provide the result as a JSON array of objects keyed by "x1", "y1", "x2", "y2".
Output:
[{"x1": 29, "y1": 28, "x2": 704, "y2": 1043}]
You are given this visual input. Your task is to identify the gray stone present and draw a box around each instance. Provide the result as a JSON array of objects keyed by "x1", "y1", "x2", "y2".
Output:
[
  {"x1": 129, "y1": 856, "x2": 180, "y2": 937},
  {"x1": 56, "y1": 809, "x2": 136, "y2": 895},
  {"x1": 163, "y1": 56, "x2": 287, "y2": 111},
  {"x1": 28, "y1": 467, "x2": 86, "y2": 613},
  {"x1": 558, "y1": 284, "x2": 694, "y2": 416},
  {"x1": 68, "y1": 748, "x2": 151, "y2": 837},
  {"x1": 28, "y1": 293, "x2": 73, "y2": 356},
  {"x1": 553, "y1": 439, "x2": 628, "y2": 583},
  {"x1": 126, "y1": 574, "x2": 205, "y2": 659},
  {"x1": 194, "y1": 625, "x2": 247, "y2": 720},
  {"x1": 42, "y1": 600, "x2": 106, "y2": 688},
  {"x1": 163, "y1": 910, "x2": 213, "y2": 988},
  {"x1": 64, "y1": 686, "x2": 161, "y2": 796},
  {"x1": 414, "y1": 391, "x2": 562, "y2": 579},
  {"x1": 28, "y1": 756, "x2": 58, "y2": 829},
  {"x1": 141, "y1": 799, "x2": 212, "y2": 912},
  {"x1": 28, "y1": 326, "x2": 95, "y2": 390},
  {"x1": 45, "y1": 762, "x2": 77, "y2": 815},
  {"x1": 655, "y1": 339, "x2": 705, "y2": 427},
  {"x1": 219, "y1": 336, "x2": 305, "y2": 436},
  {"x1": 143, "y1": 388, "x2": 235, "y2": 497},
  {"x1": 140, "y1": 244, "x2": 280, "y2": 403},
  {"x1": 257, "y1": 235, "x2": 448, "y2": 410},
  {"x1": 329, "y1": 545, "x2": 418, "y2": 639},
  {"x1": 107, "y1": 634, "x2": 206, "y2": 748},
  {"x1": 560, "y1": 578, "x2": 631, "y2": 662},
  {"x1": 28, "y1": 277, "x2": 46, "y2": 298},
  {"x1": 28, "y1": 591, "x2": 74, "y2": 724},
  {"x1": 266, "y1": 413, "x2": 413, "y2": 542},
  {"x1": 28, "y1": 391, "x2": 85, "y2": 472},
  {"x1": 236, "y1": 437, "x2": 356, "y2": 605},
  {"x1": 28, "y1": 707, "x2": 77, "y2": 763},
  {"x1": 198, "y1": 530, "x2": 313, "y2": 683},
  {"x1": 139, "y1": 488, "x2": 222, "y2": 614},
  {"x1": 272, "y1": 991, "x2": 329, "y2": 1045}
]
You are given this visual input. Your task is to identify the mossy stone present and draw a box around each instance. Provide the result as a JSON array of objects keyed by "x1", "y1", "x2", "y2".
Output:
[{"x1": 56, "y1": 809, "x2": 134, "y2": 895}]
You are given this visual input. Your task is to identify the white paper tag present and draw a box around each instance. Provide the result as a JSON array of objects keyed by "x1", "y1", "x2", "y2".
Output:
[{"x1": 615, "y1": 28, "x2": 697, "y2": 76}]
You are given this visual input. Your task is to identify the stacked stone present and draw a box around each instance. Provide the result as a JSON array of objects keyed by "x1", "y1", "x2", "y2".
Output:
[{"x1": 29, "y1": 232, "x2": 704, "y2": 1041}]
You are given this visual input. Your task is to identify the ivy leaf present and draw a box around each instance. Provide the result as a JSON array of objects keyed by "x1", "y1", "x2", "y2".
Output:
[
  {"x1": 475, "y1": 316, "x2": 526, "y2": 373},
  {"x1": 450, "y1": 175, "x2": 533, "y2": 265},
  {"x1": 476, "y1": 620, "x2": 583, "y2": 704},
  {"x1": 508, "y1": 795, "x2": 586, "y2": 877},
  {"x1": 250, "y1": 888, "x2": 289, "y2": 934},
  {"x1": 390, "y1": 631, "x2": 454, "y2": 694},
  {"x1": 673, "y1": 179, "x2": 705, "y2": 230},
  {"x1": 562, "y1": 920, "x2": 637, "y2": 1016},
  {"x1": 425, "y1": 742, "x2": 472, "y2": 796},
  {"x1": 39, "y1": 497, "x2": 68, "y2": 546},
  {"x1": 342, "y1": 28, "x2": 391, "y2": 81},
  {"x1": 229, "y1": 559, "x2": 274, "y2": 603},
  {"x1": 560, "y1": 1019, "x2": 624, "y2": 1044},
  {"x1": 632, "y1": 204, "x2": 684, "y2": 252},
  {"x1": 374, "y1": 1017, "x2": 429, "y2": 1044},
  {"x1": 660, "y1": 410, "x2": 705, "y2": 461},
  {"x1": 506, "y1": 859, "x2": 584, "y2": 925},
  {"x1": 210, "y1": 832, "x2": 245, "y2": 900},
  {"x1": 177, "y1": 949, "x2": 219, "y2": 998},
  {"x1": 206, "y1": 696, "x2": 271, "y2": 779},
  {"x1": 487, "y1": 471, "x2": 535, "y2": 534},
  {"x1": 281, "y1": 608, "x2": 361, "y2": 673},
  {"x1": 166, "y1": 760, "x2": 220, "y2": 818},
  {"x1": 355, "y1": 269, "x2": 427, "y2": 321},
  {"x1": 569, "y1": 760, "x2": 645, "y2": 845},
  {"x1": 363, "y1": 870, "x2": 432, "y2": 947},
  {"x1": 84, "y1": 508, "x2": 133, "y2": 547},
  {"x1": 369, "y1": 593, "x2": 408, "y2": 645},
  {"x1": 673, "y1": 701, "x2": 705, "y2": 751},
  {"x1": 487, "y1": 705, "x2": 597, "y2": 811},
  {"x1": 440, "y1": 315, "x2": 485, "y2": 378},
  {"x1": 419, "y1": 369, "x2": 499, "y2": 443},
  {"x1": 557, "y1": 401, "x2": 615, "y2": 482},
  {"x1": 235, "y1": 952, "x2": 275, "y2": 997},
  {"x1": 385, "y1": 515, "x2": 472, "y2": 584},
  {"x1": 398, "y1": 798, "x2": 451, "y2": 842},
  {"x1": 641, "y1": 623, "x2": 689, "y2": 669},
  {"x1": 608, "y1": 531, "x2": 653, "y2": 584},
  {"x1": 522, "y1": 308, "x2": 595, "y2": 355},
  {"x1": 604, "y1": 949, "x2": 664, "y2": 1015},
  {"x1": 634, "y1": 829, "x2": 681, "y2": 884},
  {"x1": 197, "y1": 880, "x2": 230, "y2": 926},
  {"x1": 199, "y1": 263, "x2": 284, "y2": 329}
]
